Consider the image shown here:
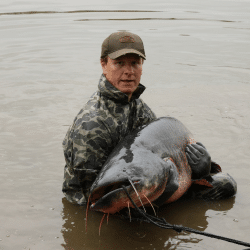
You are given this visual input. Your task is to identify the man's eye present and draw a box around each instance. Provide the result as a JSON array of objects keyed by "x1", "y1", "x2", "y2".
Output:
[
  {"x1": 116, "y1": 61, "x2": 123, "y2": 66},
  {"x1": 132, "y1": 61, "x2": 140, "y2": 66}
]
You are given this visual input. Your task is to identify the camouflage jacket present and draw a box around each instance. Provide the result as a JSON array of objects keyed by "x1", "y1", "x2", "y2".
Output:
[{"x1": 62, "y1": 74, "x2": 157, "y2": 205}]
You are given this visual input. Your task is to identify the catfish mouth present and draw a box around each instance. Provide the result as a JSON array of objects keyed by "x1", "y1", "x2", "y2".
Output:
[
  {"x1": 89, "y1": 175, "x2": 168, "y2": 214},
  {"x1": 89, "y1": 178, "x2": 143, "y2": 213},
  {"x1": 90, "y1": 179, "x2": 136, "y2": 205}
]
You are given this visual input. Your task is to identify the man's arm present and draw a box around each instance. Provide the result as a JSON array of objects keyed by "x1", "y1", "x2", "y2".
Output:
[
  {"x1": 62, "y1": 117, "x2": 113, "y2": 205},
  {"x1": 62, "y1": 165, "x2": 94, "y2": 205}
]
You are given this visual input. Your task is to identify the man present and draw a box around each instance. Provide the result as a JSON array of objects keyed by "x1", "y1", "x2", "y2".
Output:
[
  {"x1": 62, "y1": 31, "x2": 236, "y2": 206},
  {"x1": 62, "y1": 31, "x2": 157, "y2": 205}
]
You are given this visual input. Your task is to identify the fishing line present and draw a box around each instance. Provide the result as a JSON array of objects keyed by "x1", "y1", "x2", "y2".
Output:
[{"x1": 121, "y1": 185, "x2": 250, "y2": 248}]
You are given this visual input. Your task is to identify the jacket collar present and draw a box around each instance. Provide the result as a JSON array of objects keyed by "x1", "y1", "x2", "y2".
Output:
[{"x1": 98, "y1": 74, "x2": 145, "y2": 104}]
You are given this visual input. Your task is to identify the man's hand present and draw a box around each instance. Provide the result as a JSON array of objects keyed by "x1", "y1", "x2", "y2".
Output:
[{"x1": 185, "y1": 142, "x2": 211, "y2": 180}]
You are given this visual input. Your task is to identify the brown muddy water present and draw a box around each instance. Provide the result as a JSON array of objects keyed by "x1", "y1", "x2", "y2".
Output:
[{"x1": 0, "y1": 0, "x2": 250, "y2": 249}]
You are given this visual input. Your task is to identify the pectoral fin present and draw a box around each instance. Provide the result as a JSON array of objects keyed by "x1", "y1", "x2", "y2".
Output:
[{"x1": 153, "y1": 159, "x2": 179, "y2": 206}]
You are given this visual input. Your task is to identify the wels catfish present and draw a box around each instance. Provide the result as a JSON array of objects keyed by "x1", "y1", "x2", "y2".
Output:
[{"x1": 88, "y1": 117, "x2": 234, "y2": 214}]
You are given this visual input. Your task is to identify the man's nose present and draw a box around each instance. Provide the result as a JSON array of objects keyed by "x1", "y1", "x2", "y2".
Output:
[{"x1": 123, "y1": 63, "x2": 134, "y2": 74}]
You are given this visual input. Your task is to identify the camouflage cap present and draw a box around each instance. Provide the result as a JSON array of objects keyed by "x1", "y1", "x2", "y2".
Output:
[{"x1": 101, "y1": 31, "x2": 146, "y2": 60}]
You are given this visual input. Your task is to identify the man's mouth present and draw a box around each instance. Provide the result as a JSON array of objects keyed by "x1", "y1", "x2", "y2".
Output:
[{"x1": 121, "y1": 80, "x2": 134, "y2": 83}]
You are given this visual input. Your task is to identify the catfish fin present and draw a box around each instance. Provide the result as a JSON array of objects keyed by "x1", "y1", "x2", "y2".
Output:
[
  {"x1": 211, "y1": 161, "x2": 222, "y2": 173},
  {"x1": 153, "y1": 158, "x2": 179, "y2": 207}
]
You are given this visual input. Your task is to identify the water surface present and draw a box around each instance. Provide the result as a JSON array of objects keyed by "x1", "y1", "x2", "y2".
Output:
[{"x1": 1, "y1": 0, "x2": 250, "y2": 249}]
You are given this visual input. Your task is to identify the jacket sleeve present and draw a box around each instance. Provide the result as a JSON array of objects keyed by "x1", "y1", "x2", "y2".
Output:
[
  {"x1": 143, "y1": 101, "x2": 157, "y2": 120},
  {"x1": 133, "y1": 99, "x2": 157, "y2": 130},
  {"x1": 62, "y1": 116, "x2": 113, "y2": 205}
]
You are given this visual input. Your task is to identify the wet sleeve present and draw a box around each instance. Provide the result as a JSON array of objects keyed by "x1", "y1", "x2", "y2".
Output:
[{"x1": 62, "y1": 118, "x2": 113, "y2": 205}]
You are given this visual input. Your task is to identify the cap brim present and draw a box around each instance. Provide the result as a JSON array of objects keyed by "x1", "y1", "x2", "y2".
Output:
[{"x1": 108, "y1": 48, "x2": 146, "y2": 60}]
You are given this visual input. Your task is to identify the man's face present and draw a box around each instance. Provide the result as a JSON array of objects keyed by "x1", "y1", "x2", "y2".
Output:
[{"x1": 101, "y1": 54, "x2": 143, "y2": 100}]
